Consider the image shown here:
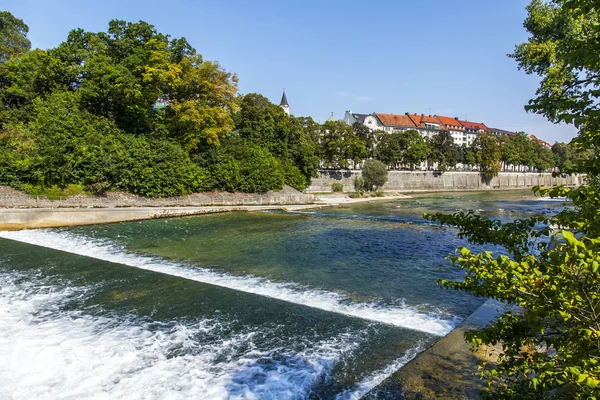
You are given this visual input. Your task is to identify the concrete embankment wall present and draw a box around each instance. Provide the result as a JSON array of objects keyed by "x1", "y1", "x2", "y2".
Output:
[
  {"x1": 0, "y1": 185, "x2": 315, "y2": 209},
  {"x1": 364, "y1": 299, "x2": 506, "y2": 399},
  {"x1": 0, "y1": 205, "x2": 318, "y2": 230},
  {"x1": 307, "y1": 170, "x2": 585, "y2": 193},
  {"x1": 0, "y1": 185, "x2": 317, "y2": 230}
]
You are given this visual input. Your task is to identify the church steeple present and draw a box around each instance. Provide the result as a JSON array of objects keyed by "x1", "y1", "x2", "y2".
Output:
[{"x1": 279, "y1": 89, "x2": 290, "y2": 116}]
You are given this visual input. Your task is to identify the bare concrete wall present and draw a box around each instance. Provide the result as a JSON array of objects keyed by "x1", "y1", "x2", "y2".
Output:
[
  {"x1": 0, "y1": 205, "x2": 321, "y2": 230},
  {"x1": 0, "y1": 185, "x2": 315, "y2": 209},
  {"x1": 307, "y1": 170, "x2": 585, "y2": 193}
]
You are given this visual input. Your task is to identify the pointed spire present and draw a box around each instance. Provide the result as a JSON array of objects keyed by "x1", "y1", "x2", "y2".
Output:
[{"x1": 280, "y1": 89, "x2": 289, "y2": 107}]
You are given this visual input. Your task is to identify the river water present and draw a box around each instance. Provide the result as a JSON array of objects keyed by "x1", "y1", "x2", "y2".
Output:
[{"x1": 0, "y1": 191, "x2": 567, "y2": 399}]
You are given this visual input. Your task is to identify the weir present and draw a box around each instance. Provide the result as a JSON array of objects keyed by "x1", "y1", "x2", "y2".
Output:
[{"x1": 0, "y1": 230, "x2": 455, "y2": 336}]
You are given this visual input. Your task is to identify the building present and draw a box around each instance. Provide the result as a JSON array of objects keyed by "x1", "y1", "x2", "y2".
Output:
[
  {"x1": 280, "y1": 90, "x2": 290, "y2": 116},
  {"x1": 433, "y1": 115, "x2": 467, "y2": 146},
  {"x1": 490, "y1": 127, "x2": 518, "y2": 137},
  {"x1": 343, "y1": 111, "x2": 384, "y2": 131},
  {"x1": 373, "y1": 113, "x2": 417, "y2": 133},
  {"x1": 456, "y1": 119, "x2": 490, "y2": 147},
  {"x1": 529, "y1": 134, "x2": 552, "y2": 149},
  {"x1": 405, "y1": 113, "x2": 446, "y2": 139},
  {"x1": 343, "y1": 110, "x2": 552, "y2": 148}
]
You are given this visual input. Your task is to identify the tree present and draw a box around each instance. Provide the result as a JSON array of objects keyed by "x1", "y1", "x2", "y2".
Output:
[
  {"x1": 532, "y1": 142, "x2": 556, "y2": 172},
  {"x1": 511, "y1": 0, "x2": 600, "y2": 169},
  {"x1": 400, "y1": 129, "x2": 430, "y2": 170},
  {"x1": 352, "y1": 122, "x2": 379, "y2": 158},
  {"x1": 499, "y1": 135, "x2": 520, "y2": 171},
  {"x1": 321, "y1": 120, "x2": 366, "y2": 168},
  {"x1": 361, "y1": 159, "x2": 388, "y2": 191},
  {"x1": 427, "y1": 131, "x2": 461, "y2": 171},
  {"x1": 472, "y1": 132, "x2": 502, "y2": 180},
  {"x1": 287, "y1": 116, "x2": 321, "y2": 183},
  {"x1": 427, "y1": 1, "x2": 600, "y2": 398},
  {"x1": 552, "y1": 142, "x2": 575, "y2": 171},
  {"x1": 0, "y1": 11, "x2": 31, "y2": 63},
  {"x1": 461, "y1": 145, "x2": 477, "y2": 170},
  {"x1": 375, "y1": 131, "x2": 403, "y2": 168}
]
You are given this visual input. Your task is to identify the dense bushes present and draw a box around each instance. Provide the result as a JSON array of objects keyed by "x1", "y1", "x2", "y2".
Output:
[
  {"x1": 210, "y1": 139, "x2": 284, "y2": 193},
  {"x1": 0, "y1": 17, "x2": 320, "y2": 197},
  {"x1": 0, "y1": 92, "x2": 207, "y2": 197}
]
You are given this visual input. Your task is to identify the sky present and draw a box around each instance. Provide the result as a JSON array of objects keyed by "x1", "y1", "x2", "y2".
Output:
[{"x1": 3, "y1": 0, "x2": 578, "y2": 144}]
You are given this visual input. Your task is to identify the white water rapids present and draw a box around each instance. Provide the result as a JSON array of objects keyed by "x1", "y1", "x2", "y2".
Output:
[{"x1": 0, "y1": 229, "x2": 456, "y2": 336}]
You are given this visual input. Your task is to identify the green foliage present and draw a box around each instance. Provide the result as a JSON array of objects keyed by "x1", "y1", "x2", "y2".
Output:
[
  {"x1": 210, "y1": 139, "x2": 284, "y2": 193},
  {"x1": 287, "y1": 116, "x2": 321, "y2": 183},
  {"x1": 401, "y1": 130, "x2": 430, "y2": 170},
  {"x1": 352, "y1": 122, "x2": 381, "y2": 159},
  {"x1": 511, "y1": 0, "x2": 600, "y2": 172},
  {"x1": 375, "y1": 132, "x2": 403, "y2": 168},
  {"x1": 19, "y1": 183, "x2": 86, "y2": 199},
  {"x1": 473, "y1": 132, "x2": 502, "y2": 180},
  {"x1": 0, "y1": 18, "x2": 327, "y2": 197},
  {"x1": 354, "y1": 176, "x2": 365, "y2": 192},
  {"x1": 0, "y1": 11, "x2": 31, "y2": 63},
  {"x1": 533, "y1": 142, "x2": 556, "y2": 172},
  {"x1": 427, "y1": 130, "x2": 461, "y2": 171},
  {"x1": 361, "y1": 159, "x2": 388, "y2": 191},
  {"x1": 426, "y1": 187, "x2": 600, "y2": 399},
  {"x1": 281, "y1": 160, "x2": 306, "y2": 191},
  {"x1": 235, "y1": 93, "x2": 289, "y2": 157},
  {"x1": 427, "y1": 1, "x2": 600, "y2": 398},
  {"x1": 374, "y1": 129, "x2": 429, "y2": 170},
  {"x1": 331, "y1": 182, "x2": 344, "y2": 193},
  {"x1": 4, "y1": 91, "x2": 206, "y2": 197},
  {"x1": 321, "y1": 120, "x2": 367, "y2": 168}
]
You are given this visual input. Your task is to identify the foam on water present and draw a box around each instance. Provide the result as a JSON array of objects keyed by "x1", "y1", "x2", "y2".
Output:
[
  {"x1": 0, "y1": 229, "x2": 456, "y2": 336},
  {"x1": 0, "y1": 272, "x2": 363, "y2": 400}
]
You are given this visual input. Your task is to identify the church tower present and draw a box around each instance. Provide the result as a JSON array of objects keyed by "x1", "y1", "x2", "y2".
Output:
[{"x1": 279, "y1": 90, "x2": 290, "y2": 116}]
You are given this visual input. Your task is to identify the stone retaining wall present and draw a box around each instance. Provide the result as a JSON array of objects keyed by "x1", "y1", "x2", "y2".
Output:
[
  {"x1": 0, "y1": 185, "x2": 315, "y2": 209},
  {"x1": 307, "y1": 170, "x2": 585, "y2": 193}
]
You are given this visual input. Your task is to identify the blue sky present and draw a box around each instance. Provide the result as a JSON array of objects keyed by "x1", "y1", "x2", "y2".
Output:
[{"x1": 3, "y1": 0, "x2": 577, "y2": 143}]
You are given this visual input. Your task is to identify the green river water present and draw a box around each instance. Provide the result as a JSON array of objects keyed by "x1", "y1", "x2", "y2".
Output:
[{"x1": 0, "y1": 191, "x2": 567, "y2": 399}]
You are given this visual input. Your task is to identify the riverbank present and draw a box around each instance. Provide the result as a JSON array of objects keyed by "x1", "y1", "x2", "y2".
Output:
[{"x1": 0, "y1": 187, "x2": 412, "y2": 230}]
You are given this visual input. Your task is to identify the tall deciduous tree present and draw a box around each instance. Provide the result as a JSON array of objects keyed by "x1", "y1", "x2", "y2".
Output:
[
  {"x1": 427, "y1": 131, "x2": 461, "y2": 171},
  {"x1": 0, "y1": 11, "x2": 31, "y2": 63},
  {"x1": 400, "y1": 129, "x2": 430, "y2": 170},
  {"x1": 428, "y1": 1, "x2": 600, "y2": 398},
  {"x1": 472, "y1": 132, "x2": 502, "y2": 180},
  {"x1": 375, "y1": 131, "x2": 403, "y2": 168},
  {"x1": 321, "y1": 120, "x2": 366, "y2": 168}
]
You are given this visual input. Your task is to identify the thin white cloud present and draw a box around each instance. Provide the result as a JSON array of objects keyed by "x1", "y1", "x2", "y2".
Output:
[{"x1": 335, "y1": 91, "x2": 371, "y2": 102}]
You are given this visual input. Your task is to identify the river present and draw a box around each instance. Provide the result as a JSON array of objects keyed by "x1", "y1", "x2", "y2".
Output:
[{"x1": 0, "y1": 191, "x2": 567, "y2": 399}]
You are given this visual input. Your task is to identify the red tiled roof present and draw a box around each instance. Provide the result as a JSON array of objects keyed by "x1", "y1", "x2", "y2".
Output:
[
  {"x1": 375, "y1": 113, "x2": 417, "y2": 128},
  {"x1": 435, "y1": 115, "x2": 464, "y2": 131},
  {"x1": 530, "y1": 134, "x2": 552, "y2": 148},
  {"x1": 406, "y1": 113, "x2": 446, "y2": 130},
  {"x1": 457, "y1": 120, "x2": 490, "y2": 132}
]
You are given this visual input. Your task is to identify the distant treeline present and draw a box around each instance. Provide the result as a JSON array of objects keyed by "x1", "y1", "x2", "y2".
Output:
[
  {"x1": 0, "y1": 14, "x2": 588, "y2": 197},
  {"x1": 347, "y1": 127, "x2": 590, "y2": 180}
]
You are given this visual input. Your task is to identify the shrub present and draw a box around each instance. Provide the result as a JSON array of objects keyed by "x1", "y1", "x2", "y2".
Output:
[
  {"x1": 354, "y1": 176, "x2": 365, "y2": 191},
  {"x1": 210, "y1": 139, "x2": 285, "y2": 193},
  {"x1": 331, "y1": 182, "x2": 344, "y2": 192},
  {"x1": 361, "y1": 159, "x2": 388, "y2": 191},
  {"x1": 282, "y1": 161, "x2": 307, "y2": 191}
]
